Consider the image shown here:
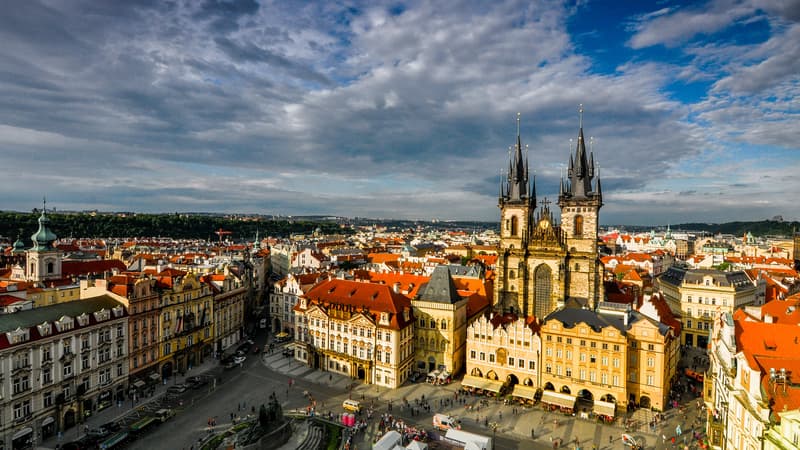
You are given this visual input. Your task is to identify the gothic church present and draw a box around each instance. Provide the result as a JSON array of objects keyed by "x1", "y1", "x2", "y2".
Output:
[{"x1": 494, "y1": 114, "x2": 604, "y2": 319}]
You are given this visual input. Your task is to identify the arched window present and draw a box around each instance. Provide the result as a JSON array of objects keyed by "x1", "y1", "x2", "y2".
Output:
[
  {"x1": 534, "y1": 264, "x2": 552, "y2": 319},
  {"x1": 47, "y1": 262, "x2": 54, "y2": 274},
  {"x1": 440, "y1": 319, "x2": 447, "y2": 330},
  {"x1": 510, "y1": 216, "x2": 518, "y2": 236},
  {"x1": 509, "y1": 270, "x2": 516, "y2": 279},
  {"x1": 574, "y1": 215, "x2": 584, "y2": 236},
  {"x1": 429, "y1": 319, "x2": 436, "y2": 328}
]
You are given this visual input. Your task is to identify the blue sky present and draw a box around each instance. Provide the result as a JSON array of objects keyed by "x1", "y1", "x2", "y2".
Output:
[{"x1": 1, "y1": 0, "x2": 798, "y2": 226}]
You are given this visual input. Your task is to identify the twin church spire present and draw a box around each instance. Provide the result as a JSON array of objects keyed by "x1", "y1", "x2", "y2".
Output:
[{"x1": 499, "y1": 106, "x2": 602, "y2": 209}]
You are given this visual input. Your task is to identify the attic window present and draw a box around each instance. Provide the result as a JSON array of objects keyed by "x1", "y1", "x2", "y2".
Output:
[
  {"x1": 328, "y1": 287, "x2": 336, "y2": 294},
  {"x1": 372, "y1": 293, "x2": 379, "y2": 300},
  {"x1": 38, "y1": 322, "x2": 52, "y2": 336},
  {"x1": 77, "y1": 314, "x2": 90, "y2": 327},
  {"x1": 350, "y1": 289, "x2": 357, "y2": 297},
  {"x1": 94, "y1": 309, "x2": 111, "y2": 322}
]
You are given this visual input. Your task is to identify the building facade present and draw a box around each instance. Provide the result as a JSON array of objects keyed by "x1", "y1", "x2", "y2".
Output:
[
  {"x1": 156, "y1": 271, "x2": 214, "y2": 379},
  {"x1": 205, "y1": 274, "x2": 246, "y2": 355},
  {"x1": 657, "y1": 267, "x2": 757, "y2": 348},
  {"x1": 293, "y1": 278, "x2": 415, "y2": 388},
  {"x1": 0, "y1": 296, "x2": 127, "y2": 450},
  {"x1": 411, "y1": 266, "x2": 469, "y2": 376}
]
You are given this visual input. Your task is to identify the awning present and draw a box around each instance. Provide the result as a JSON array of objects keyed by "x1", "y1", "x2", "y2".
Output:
[
  {"x1": 275, "y1": 332, "x2": 289, "y2": 338},
  {"x1": 133, "y1": 380, "x2": 146, "y2": 388},
  {"x1": 149, "y1": 373, "x2": 161, "y2": 381},
  {"x1": 460, "y1": 375, "x2": 488, "y2": 390},
  {"x1": 98, "y1": 391, "x2": 112, "y2": 401},
  {"x1": 438, "y1": 371, "x2": 450, "y2": 380},
  {"x1": 593, "y1": 400, "x2": 616, "y2": 417},
  {"x1": 427, "y1": 370, "x2": 440, "y2": 378},
  {"x1": 42, "y1": 416, "x2": 55, "y2": 426},
  {"x1": 12, "y1": 427, "x2": 33, "y2": 440},
  {"x1": 540, "y1": 390, "x2": 576, "y2": 409},
  {"x1": 483, "y1": 379, "x2": 504, "y2": 393},
  {"x1": 511, "y1": 384, "x2": 538, "y2": 400}
]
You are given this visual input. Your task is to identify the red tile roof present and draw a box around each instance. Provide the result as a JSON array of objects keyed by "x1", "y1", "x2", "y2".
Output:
[
  {"x1": 61, "y1": 260, "x2": 127, "y2": 277},
  {"x1": 299, "y1": 278, "x2": 413, "y2": 330}
]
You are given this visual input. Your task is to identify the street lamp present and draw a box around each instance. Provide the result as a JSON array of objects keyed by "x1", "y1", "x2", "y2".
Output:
[{"x1": 489, "y1": 422, "x2": 499, "y2": 450}]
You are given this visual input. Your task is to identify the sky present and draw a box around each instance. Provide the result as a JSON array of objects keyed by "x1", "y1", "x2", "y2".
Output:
[{"x1": 1, "y1": 0, "x2": 798, "y2": 226}]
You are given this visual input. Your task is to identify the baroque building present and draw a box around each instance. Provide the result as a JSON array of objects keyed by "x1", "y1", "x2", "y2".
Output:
[{"x1": 293, "y1": 277, "x2": 415, "y2": 388}]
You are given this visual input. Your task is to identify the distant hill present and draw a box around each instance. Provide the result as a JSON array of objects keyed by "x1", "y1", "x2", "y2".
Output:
[
  {"x1": 0, "y1": 211, "x2": 350, "y2": 242},
  {"x1": 671, "y1": 220, "x2": 800, "y2": 237}
]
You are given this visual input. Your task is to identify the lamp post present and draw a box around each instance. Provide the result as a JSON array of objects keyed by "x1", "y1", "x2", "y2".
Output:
[{"x1": 489, "y1": 422, "x2": 499, "y2": 450}]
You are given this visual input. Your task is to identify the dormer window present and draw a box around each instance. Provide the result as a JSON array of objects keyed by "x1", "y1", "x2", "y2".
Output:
[
  {"x1": 55, "y1": 316, "x2": 74, "y2": 332},
  {"x1": 7, "y1": 328, "x2": 30, "y2": 344},
  {"x1": 93, "y1": 309, "x2": 111, "y2": 322},
  {"x1": 76, "y1": 314, "x2": 90, "y2": 327},
  {"x1": 38, "y1": 322, "x2": 52, "y2": 337},
  {"x1": 379, "y1": 312, "x2": 390, "y2": 326}
]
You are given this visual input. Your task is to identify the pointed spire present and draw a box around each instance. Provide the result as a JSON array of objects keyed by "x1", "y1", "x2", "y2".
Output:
[{"x1": 505, "y1": 113, "x2": 529, "y2": 202}]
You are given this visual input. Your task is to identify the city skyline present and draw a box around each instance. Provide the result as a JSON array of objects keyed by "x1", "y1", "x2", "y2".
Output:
[{"x1": 2, "y1": 0, "x2": 798, "y2": 225}]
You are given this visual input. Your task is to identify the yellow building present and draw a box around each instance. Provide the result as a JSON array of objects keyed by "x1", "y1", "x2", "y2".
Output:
[
  {"x1": 539, "y1": 301, "x2": 679, "y2": 415},
  {"x1": 656, "y1": 267, "x2": 757, "y2": 348},
  {"x1": 411, "y1": 266, "x2": 469, "y2": 376},
  {"x1": 155, "y1": 270, "x2": 214, "y2": 378},
  {"x1": 204, "y1": 273, "x2": 246, "y2": 354}
]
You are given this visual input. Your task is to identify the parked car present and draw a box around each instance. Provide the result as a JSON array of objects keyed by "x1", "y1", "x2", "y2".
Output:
[
  {"x1": 233, "y1": 354, "x2": 247, "y2": 364},
  {"x1": 167, "y1": 384, "x2": 187, "y2": 394},
  {"x1": 86, "y1": 427, "x2": 111, "y2": 440},
  {"x1": 224, "y1": 360, "x2": 237, "y2": 370},
  {"x1": 409, "y1": 372, "x2": 422, "y2": 383},
  {"x1": 282, "y1": 348, "x2": 293, "y2": 357},
  {"x1": 186, "y1": 376, "x2": 208, "y2": 389},
  {"x1": 237, "y1": 343, "x2": 251, "y2": 354}
]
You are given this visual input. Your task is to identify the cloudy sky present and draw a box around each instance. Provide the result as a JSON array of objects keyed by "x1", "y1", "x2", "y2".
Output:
[{"x1": 2, "y1": 0, "x2": 798, "y2": 225}]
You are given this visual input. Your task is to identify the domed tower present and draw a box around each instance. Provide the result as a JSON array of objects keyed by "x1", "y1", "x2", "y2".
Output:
[{"x1": 26, "y1": 200, "x2": 63, "y2": 283}]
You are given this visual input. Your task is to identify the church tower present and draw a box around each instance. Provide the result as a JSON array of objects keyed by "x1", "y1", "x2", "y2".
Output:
[
  {"x1": 26, "y1": 201, "x2": 62, "y2": 283},
  {"x1": 558, "y1": 106, "x2": 604, "y2": 308},
  {"x1": 495, "y1": 114, "x2": 536, "y2": 314}
]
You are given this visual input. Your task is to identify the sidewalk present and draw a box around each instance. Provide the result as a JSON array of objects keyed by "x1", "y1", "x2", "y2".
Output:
[
  {"x1": 260, "y1": 348, "x2": 710, "y2": 450},
  {"x1": 36, "y1": 357, "x2": 220, "y2": 450}
]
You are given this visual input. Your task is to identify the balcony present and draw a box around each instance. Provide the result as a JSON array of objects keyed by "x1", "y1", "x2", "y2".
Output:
[{"x1": 14, "y1": 414, "x2": 32, "y2": 425}]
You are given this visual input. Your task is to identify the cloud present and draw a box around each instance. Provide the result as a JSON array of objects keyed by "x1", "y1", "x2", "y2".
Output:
[{"x1": 0, "y1": 0, "x2": 797, "y2": 226}]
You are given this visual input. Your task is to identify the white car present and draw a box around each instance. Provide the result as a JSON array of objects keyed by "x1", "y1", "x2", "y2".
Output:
[{"x1": 233, "y1": 355, "x2": 246, "y2": 364}]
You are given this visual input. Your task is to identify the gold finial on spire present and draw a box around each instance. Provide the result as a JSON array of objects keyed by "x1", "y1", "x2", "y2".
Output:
[{"x1": 579, "y1": 103, "x2": 584, "y2": 128}]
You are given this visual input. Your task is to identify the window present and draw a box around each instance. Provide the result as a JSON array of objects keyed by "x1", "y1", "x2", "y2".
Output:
[
  {"x1": 42, "y1": 368, "x2": 52, "y2": 385},
  {"x1": 687, "y1": 319, "x2": 692, "y2": 329},
  {"x1": 566, "y1": 367, "x2": 572, "y2": 377},
  {"x1": 579, "y1": 369, "x2": 586, "y2": 380},
  {"x1": 647, "y1": 374, "x2": 655, "y2": 386},
  {"x1": 613, "y1": 344, "x2": 620, "y2": 352},
  {"x1": 529, "y1": 361, "x2": 535, "y2": 370},
  {"x1": 566, "y1": 338, "x2": 572, "y2": 344},
  {"x1": 479, "y1": 352, "x2": 485, "y2": 361},
  {"x1": 13, "y1": 376, "x2": 30, "y2": 394},
  {"x1": 556, "y1": 365, "x2": 562, "y2": 375},
  {"x1": 612, "y1": 375, "x2": 619, "y2": 386},
  {"x1": 82, "y1": 354, "x2": 90, "y2": 370},
  {"x1": 579, "y1": 353, "x2": 586, "y2": 362},
  {"x1": 613, "y1": 358, "x2": 620, "y2": 368},
  {"x1": 556, "y1": 349, "x2": 563, "y2": 358},
  {"x1": 546, "y1": 348, "x2": 553, "y2": 357},
  {"x1": 519, "y1": 359, "x2": 524, "y2": 368},
  {"x1": 601, "y1": 373, "x2": 608, "y2": 385},
  {"x1": 580, "y1": 340, "x2": 586, "y2": 346},
  {"x1": 648, "y1": 344, "x2": 655, "y2": 351},
  {"x1": 589, "y1": 371, "x2": 596, "y2": 382},
  {"x1": 631, "y1": 341, "x2": 637, "y2": 349},
  {"x1": 590, "y1": 341, "x2": 597, "y2": 348},
  {"x1": 590, "y1": 354, "x2": 596, "y2": 363},
  {"x1": 602, "y1": 343, "x2": 608, "y2": 350},
  {"x1": 601, "y1": 356, "x2": 608, "y2": 366},
  {"x1": 574, "y1": 215, "x2": 584, "y2": 236},
  {"x1": 13, "y1": 399, "x2": 31, "y2": 420},
  {"x1": 44, "y1": 391, "x2": 53, "y2": 407},
  {"x1": 509, "y1": 357, "x2": 515, "y2": 366},
  {"x1": 566, "y1": 350, "x2": 572, "y2": 359},
  {"x1": 63, "y1": 361, "x2": 73, "y2": 377},
  {"x1": 546, "y1": 364, "x2": 552, "y2": 373},
  {"x1": 489, "y1": 354, "x2": 495, "y2": 363},
  {"x1": 557, "y1": 336, "x2": 562, "y2": 343}
]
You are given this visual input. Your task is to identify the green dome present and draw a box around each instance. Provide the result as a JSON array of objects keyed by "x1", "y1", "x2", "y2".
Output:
[
  {"x1": 30, "y1": 210, "x2": 57, "y2": 251},
  {"x1": 12, "y1": 236, "x2": 25, "y2": 253}
]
